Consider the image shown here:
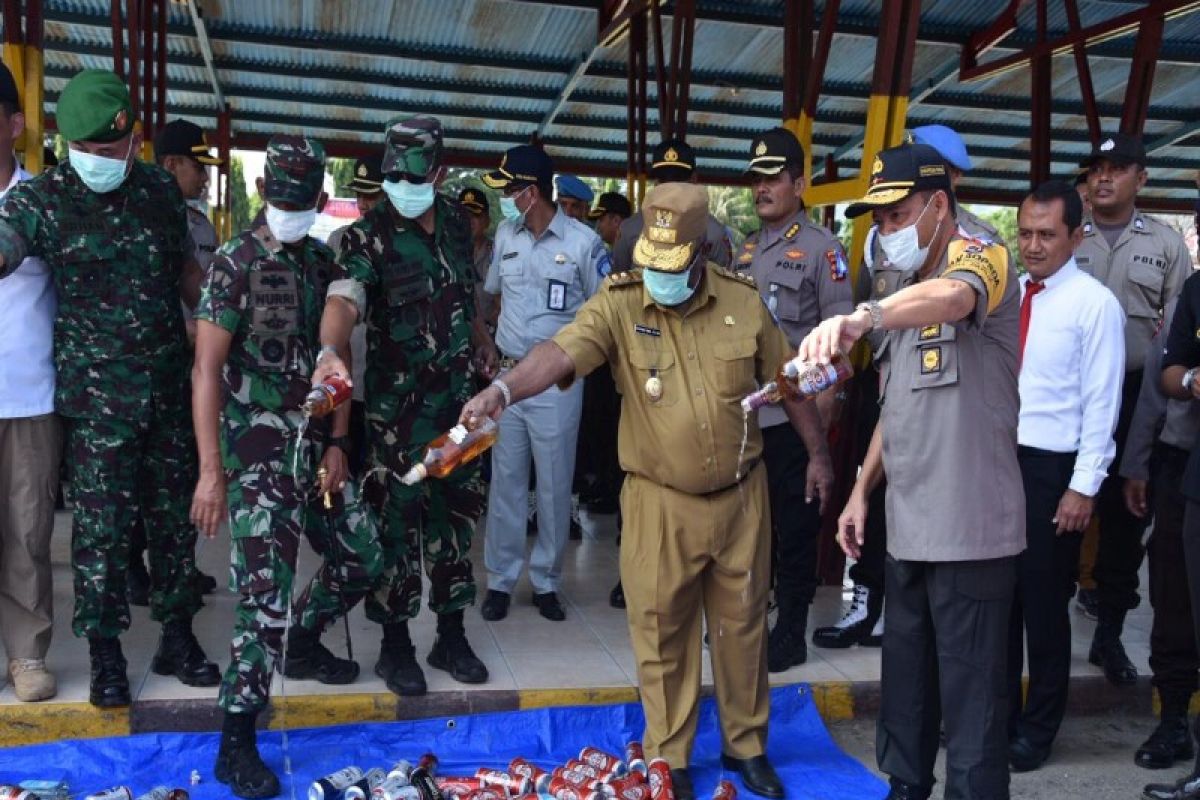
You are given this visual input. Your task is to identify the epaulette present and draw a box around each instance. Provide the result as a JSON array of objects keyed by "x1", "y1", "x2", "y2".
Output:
[
  {"x1": 782, "y1": 221, "x2": 802, "y2": 240},
  {"x1": 606, "y1": 268, "x2": 643, "y2": 288},
  {"x1": 714, "y1": 264, "x2": 759, "y2": 289}
]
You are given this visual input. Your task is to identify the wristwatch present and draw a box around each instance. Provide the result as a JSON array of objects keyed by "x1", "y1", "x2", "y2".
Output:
[
  {"x1": 326, "y1": 435, "x2": 353, "y2": 454},
  {"x1": 316, "y1": 344, "x2": 339, "y2": 363},
  {"x1": 1184, "y1": 368, "x2": 1198, "y2": 392},
  {"x1": 856, "y1": 300, "x2": 883, "y2": 331}
]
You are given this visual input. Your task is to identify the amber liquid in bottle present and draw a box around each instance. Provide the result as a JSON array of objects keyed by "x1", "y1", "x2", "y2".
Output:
[
  {"x1": 740, "y1": 354, "x2": 854, "y2": 412},
  {"x1": 401, "y1": 418, "x2": 499, "y2": 484},
  {"x1": 302, "y1": 375, "x2": 352, "y2": 418}
]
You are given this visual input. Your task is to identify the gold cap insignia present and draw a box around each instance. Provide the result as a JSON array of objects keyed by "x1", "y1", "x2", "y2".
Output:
[
  {"x1": 755, "y1": 141, "x2": 768, "y2": 156},
  {"x1": 113, "y1": 109, "x2": 128, "y2": 132},
  {"x1": 357, "y1": 164, "x2": 368, "y2": 177},
  {"x1": 654, "y1": 209, "x2": 673, "y2": 228},
  {"x1": 871, "y1": 156, "x2": 884, "y2": 176},
  {"x1": 664, "y1": 147, "x2": 678, "y2": 163}
]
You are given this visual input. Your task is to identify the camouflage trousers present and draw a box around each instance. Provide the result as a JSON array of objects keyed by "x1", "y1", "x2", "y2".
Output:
[
  {"x1": 364, "y1": 463, "x2": 485, "y2": 624},
  {"x1": 65, "y1": 414, "x2": 200, "y2": 639},
  {"x1": 218, "y1": 469, "x2": 383, "y2": 714}
]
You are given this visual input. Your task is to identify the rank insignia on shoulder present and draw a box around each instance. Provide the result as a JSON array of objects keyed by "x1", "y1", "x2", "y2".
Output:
[
  {"x1": 743, "y1": 241, "x2": 757, "y2": 250},
  {"x1": 738, "y1": 252, "x2": 754, "y2": 264},
  {"x1": 919, "y1": 324, "x2": 940, "y2": 340},
  {"x1": 783, "y1": 223, "x2": 800, "y2": 240},
  {"x1": 921, "y1": 346, "x2": 941, "y2": 374},
  {"x1": 827, "y1": 249, "x2": 848, "y2": 281}
]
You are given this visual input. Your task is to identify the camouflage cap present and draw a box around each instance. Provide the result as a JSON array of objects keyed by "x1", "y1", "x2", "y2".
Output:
[
  {"x1": 57, "y1": 69, "x2": 134, "y2": 143},
  {"x1": 381, "y1": 115, "x2": 442, "y2": 178},
  {"x1": 263, "y1": 135, "x2": 326, "y2": 208}
]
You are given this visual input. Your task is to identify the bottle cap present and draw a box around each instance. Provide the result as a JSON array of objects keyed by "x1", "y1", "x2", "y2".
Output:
[{"x1": 400, "y1": 463, "x2": 427, "y2": 485}]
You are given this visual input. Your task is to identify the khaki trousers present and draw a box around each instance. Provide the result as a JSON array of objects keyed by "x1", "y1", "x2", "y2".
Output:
[
  {"x1": 0, "y1": 414, "x2": 62, "y2": 660},
  {"x1": 621, "y1": 464, "x2": 771, "y2": 767}
]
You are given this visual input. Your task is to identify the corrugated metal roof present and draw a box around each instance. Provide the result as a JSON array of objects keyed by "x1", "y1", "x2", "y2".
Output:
[{"x1": 9, "y1": 0, "x2": 1200, "y2": 204}]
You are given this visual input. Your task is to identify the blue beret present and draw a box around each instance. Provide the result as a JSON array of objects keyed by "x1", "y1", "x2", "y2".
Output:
[
  {"x1": 911, "y1": 125, "x2": 972, "y2": 172},
  {"x1": 555, "y1": 174, "x2": 594, "y2": 203}
]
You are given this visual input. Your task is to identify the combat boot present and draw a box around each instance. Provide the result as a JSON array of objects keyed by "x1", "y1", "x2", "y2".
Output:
[
  {"x1": 152, "y1": 618, "x2": 220, "y2": 686},
  {"x1": 812, "y1": 584, "x2": 882, "y2": 649},
  {"x1": 215, "y1": 710, "x2": 280, "y2": 799},
  {"x1": 767, "y1": 605, "x2": 809, "y2": 672},
  {"x1": 375, "y1": 621, "x2": 426, "y2": 697},
  {"x1": 1139, "y1": 692, "x2": 1195, "y2": 769},
  {"x1": 283, "y1": 626, "x2": 358, "y2": 684},
  {"x1": 88, "y1": 636, "x2": 130, "y2": 707},
  {"x1": 427, "y1": 610, "x2": 488, "y2": 684},
  {"x1": 1089, "y1": 607, "x2": 1138, "y2": 686}
]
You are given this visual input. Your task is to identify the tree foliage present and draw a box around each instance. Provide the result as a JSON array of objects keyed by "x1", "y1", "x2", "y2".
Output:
[
  {"x1": 230, "y1": 155, "x2": 259, "y2": 234},
  {"x1": 327, "y1": 157, "x2": 356, "y2": 198}
]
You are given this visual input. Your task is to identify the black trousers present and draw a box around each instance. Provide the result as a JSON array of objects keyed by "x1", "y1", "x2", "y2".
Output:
[
  {"x1": 848, "y1": 362, "x2": 887, "y2": 591},
  {"x1": 1007, "y1": 447, "x2": 1081, "y2": 750},
  {"x1": 879, "y1": 555, "x2": 1015, "y2": 799},
  {"x1": 575, "y1": 365, "x2": 622, "y2": 501},
  {"x1": 763, "y1": 423, "x2": 821, "y2": 626},
  {"x1": 1149, "y1": 445, "x2": 1198, "y2": 702},
  {"x1": 1185, "y1": 500, "x2": 1200, "y2": 659},
  {"x1": 1094, "y1": 371, "x2": 1151, "y2": 614}
]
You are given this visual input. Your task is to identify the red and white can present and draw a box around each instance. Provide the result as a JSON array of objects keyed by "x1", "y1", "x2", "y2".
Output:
[
  {"x1": 461, "y1": 790, "x2": 507, "y2": 800},
  {"x1": 564, "y1": 760, "x2": 609, "y2": 781},
  {"x1": 475, "y1": 769, "x2": 530, "y2": 795},
  {"x1": 605, "y1": 775, "x2": 648, "y2": 793},
  {"x1": 710, "y1": 781, "x2": 736, "y2": 800},
  {"x1": 609, "y1": 785, "x2": 652, "y2": 800},
  {"x1": 545, "y1": 777, "x2": 605, "y2": 800},
  {"x1": 508, "y1": 758, "x2": 547, "y2": 787},
  {"x1": 646, "y1": 760, "x2": 674, "y2": 800},
  {"x1": 434, "y1": 778, "x2": 482, "y2": 799},
  {"x1": 624, "y1": 743, "x2": 647, "y2": 777},
  {"x1": 579, "y1": 748, "x2": 626, "y2": 777}
]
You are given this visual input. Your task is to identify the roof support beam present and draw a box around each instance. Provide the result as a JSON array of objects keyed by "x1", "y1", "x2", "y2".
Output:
[
  {"x1": 1120, "y1": 10, "x2": 1165, "y2": 136},
  {"x1": 1030, "y1": 0, "x2": 1052, "y2": 186},
  {"x1": 959, "y1": 0, "x2": 1200, "y2": 83},
  {"x1": 1147, "y1": 121, "x2": 1200, "y2": 155},
  {"x1": 1063, "y1": 0, "x2": 1100, "y2": 146},
  {"x1": 184, "y1": 0, "x2": 223, "y2": 108},
  {"x1": 960, "y1": 0, "x2": 1029, "y2": 74}
]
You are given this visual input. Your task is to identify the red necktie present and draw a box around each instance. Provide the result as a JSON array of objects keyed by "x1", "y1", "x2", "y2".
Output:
[{"x1": 1018, "y1": 280, "x2": 1045, "y2": 366}]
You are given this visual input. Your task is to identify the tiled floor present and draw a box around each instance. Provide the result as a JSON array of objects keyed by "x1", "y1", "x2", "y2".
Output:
[{"x1": 0, "y1": 508, "x2": 1151, "y2": 705}]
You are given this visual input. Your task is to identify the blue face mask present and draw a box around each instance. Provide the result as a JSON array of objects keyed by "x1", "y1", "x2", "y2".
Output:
[
  {"x1": 382, "y1": 178, "x2": 435, "y2": 219},
  {"x1": 500, "y1": 186, "x2": 531, "y2": 224},
  {"x1": 69, "y1": 139, "x2": 134, "y2": 194},
  {"x1": 643, "y1": 267, "x2": 696, "y2": 307}
]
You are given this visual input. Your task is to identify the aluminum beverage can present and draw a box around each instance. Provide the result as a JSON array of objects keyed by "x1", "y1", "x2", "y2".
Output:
[
  {"x1": 507, "y1": 758, "x2": 547, "y2": 786},
  {"x1": 83, "y1": 789, "x2": 133, "y2": 800},
  {"x1": 710, "y1": 781, "x2": 736, "y2": 800},
  {"x1": 344, "y1": 769, "x2": 387, "y2": 800},
  {"x1": 19, "y1": 781, "x2": 70, "y2": 800},
  {"x1": 461, "y1": 791, "x2": 507, "y2": 800},
  {"x1": 545, "y1": 777, "x2": 605, "y2": 800},
  {"x1": 605, "y1": 775, "x2": 647, "y2": 793},
  {"x1": 609, "y1": 785, "x2": 651, "y2": 800},
  {"x1": 387, "y1": 761, "x2": 414, "y2": 783},
  {"x1": 433, "y1": 777, "x2": 481, "y2": 800},
  {"x1": 373, "y1": 777, "x2": 421, "y2": 800},
  {"x1": 579, "y1": 748, "x2": 626, "y2": 778},
  {"x1": 624, "y1": 743, "x2": 647, "y2": 777},
  {"x1": 646, "y1": 760, "x2": 673, "y2": 800},
  {"x1": 0, "y1": 788, "x2": 38, "y2": 800},
  {"x1": 563, "y1": 761, "x2": 606, "y2": 781},
  {"x1": 410, "y1": 768, "x2": 444, "y2": 800},
  {"x1": 418, "y1": 753, "x2": 440, "y2": 776},
  {"x1": 310, "y1": 767, "x2": 365, "y2": 800},
  {"x1": 546, "y1": 769, "x2": 602, "y2": 791},
  {"x1": 133, "y1": 790, "x2": 189, "y2": 800},
  {"x1": 475, "y1": 769, "x2": 530, "y2": 795}
]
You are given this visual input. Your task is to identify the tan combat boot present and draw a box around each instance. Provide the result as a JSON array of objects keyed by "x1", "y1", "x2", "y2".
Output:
[{"x1": 8, "y1": 658, "x2": 57, "y2": 702}]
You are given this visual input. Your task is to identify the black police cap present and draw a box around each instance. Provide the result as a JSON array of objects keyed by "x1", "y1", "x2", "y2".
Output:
[
  {"x1": 344, "y1": 157, "x2": 384, "y2": 194},
  {"x1": 587, "y1": 191, "x2": 632, "y2": 220},
  {"x1": 1081, "y1": 132, "x2": 1147, "y2": 169},
  {"x1": 650, "y1": 138, "x2": 695, "y2": 182},
  {"x1": 154, "y1": 119, "x2": 222, "y2": 165},
  {"x1": 845, "y1": 142, "x2": 952, "y2": 219},
  {"x1": 459, "y1": 187, "x2": 490, "y2": 215},
  {"x1": 746, "y1": 127, "x2": 805, "y2": 176}
]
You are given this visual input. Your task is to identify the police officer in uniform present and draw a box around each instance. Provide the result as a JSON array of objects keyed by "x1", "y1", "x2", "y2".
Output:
[
  {"x1": 1075, "y1": 133, "x2": 1190, "y2": 687},
  {"x1": 556, "y1": 174, "x2": 594, "y2": 224},
  {"x1": 459, "y1": 186, "x2": 498, "y2": 331},
  {"x1": 314, "y1": 117, "x2": 496, "y2": 697},
  {"x1": 814, "y1": 124, "x2": 1006, "y2": 650},
  {"x1": 802, "y1": 143, "x2": 1022, "y2": 800},
  {"x1": 589, "y1": 191, "x2": 632, "y2": 248},
  {"x1": 191, "y1": 136, "x2": 384, "y2": 799},
  {"x1": 0, "y1": 69, "x2": 218, "y2": 708},
  {"x1": 612, "y1": 139, "x2": 733, "y2": 272},
  {"x1": 735, "y1": 127, "x2": 842, "y2": 671},
  {"x1": 476, "y1": 144, "x2": 610, "y2": 623},
  {"x1": 462, "y1": 183, "x2": 800, "y2": 800}
]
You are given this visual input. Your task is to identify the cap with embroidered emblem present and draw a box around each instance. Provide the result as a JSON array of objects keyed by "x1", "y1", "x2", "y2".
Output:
[
  {"x1": 632, "y1": 183, "x2": 708, "y2": 273},
  {"x1": 746, "y1": 127, "x2": 805, "y2": 176},
  {"x1": 458, "y1": 186, "x2": 490, "y2": 215},
  {"x1": 263, "y1": 135, "x2": 326, "y2": 208},
  {"x1": 650, "y1": 138, "x2": 695, "y2": 182},
  {"x1": 154, "y1": 119, "x2": 223, "y2": 166},
  {"x1": 1080, "y1": 132, "x2": 1146, "y2": 168},
  {"x1": 845, "y1": 142, "x2": 952, "y2": 219},
  {"x1": 483, "y1": 144, "x2": 554, "y2": 190},
  {"x1": 344, "y1": 156, "x2": 384, "y2": 194},
  {"x1": 588, "y1": 191, "x2": 632, "y2": 220},
  {"x1": 56, "y1": 69, "x2": 134, "y2": 143}
]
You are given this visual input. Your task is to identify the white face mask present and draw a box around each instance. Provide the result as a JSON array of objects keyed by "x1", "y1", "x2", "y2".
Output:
[
  {"x1": 878, "y1": 194, "x2": 941, "y2": 272},
  {"x1": 68, "y1": 138, "x2": 135, "y2": 194},
  {"x1": 265, "y1": 203, "x2": 317, "y2": 243}
]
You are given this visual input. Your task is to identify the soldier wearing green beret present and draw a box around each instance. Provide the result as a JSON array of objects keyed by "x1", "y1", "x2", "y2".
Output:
[
  {"x1": 0, "y1": 68, "x2": 218, "y2": 707},
  {"x1": 191, "y1": 135, "x2": 384, "y2": 799}
]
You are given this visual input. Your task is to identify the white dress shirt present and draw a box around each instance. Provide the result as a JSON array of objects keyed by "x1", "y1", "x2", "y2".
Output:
[
  {"x1": 1018, "y1": 257, "x2": 1125, "y2": 496},
  {"x1": 0, "y1": 163, "x2": 56, "y2": 418}
]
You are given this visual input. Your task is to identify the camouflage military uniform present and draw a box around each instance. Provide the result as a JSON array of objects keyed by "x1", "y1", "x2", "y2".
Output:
[
  {"x1": 331, "y1": 193, "x2": 483, "y2": 623},
  {"x1": 0, "y1": 158, "x2": 202, "y2": 638},
  {"x1": 196, "y1": 216, "x2": 384, "y2": 714}
]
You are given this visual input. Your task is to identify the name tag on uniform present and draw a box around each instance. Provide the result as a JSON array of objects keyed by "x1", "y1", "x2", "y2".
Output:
[
  {"x1": 547, "y1": 279, "x2": 567, "y2": 311},
  {"x1": 502, "y1": 251, "x2": 520, "y2": 260},
  {"x1": 634, "y1": 323, "x2": 661, "y2": 337}
]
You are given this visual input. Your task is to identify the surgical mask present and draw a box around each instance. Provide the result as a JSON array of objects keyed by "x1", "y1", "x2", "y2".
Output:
[
  {"x1": 878, "y1": 194, "x2": 940, "y2": 272},
  {"x1": 69, "y1": 139, "x2": 134, "y2": 194},
  {"x1": 500, "y1": 186, "x2": 531, "y2": 223},
  {"x1": 265, "y1": 204, "x2": 317, "y2": 244},
  {"x1": 643, "y1": 267, "x2": 696, "y2": 307},
  {"x1": 382, "y1": 178, "x2": 435, "y2": 219}
]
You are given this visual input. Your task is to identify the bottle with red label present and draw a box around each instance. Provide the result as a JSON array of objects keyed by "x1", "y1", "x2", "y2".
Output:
[
  {"x1": 741, "y1": 353, "x2": 854, "y2": 413},
  {"x1": 302, "y1": 375, "x2": 352, "y2": 418}
]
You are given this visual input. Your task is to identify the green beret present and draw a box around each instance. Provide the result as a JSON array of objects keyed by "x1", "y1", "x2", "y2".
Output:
[{"x1": 57, "y1": 69, "x2": 134, "y2": 143}]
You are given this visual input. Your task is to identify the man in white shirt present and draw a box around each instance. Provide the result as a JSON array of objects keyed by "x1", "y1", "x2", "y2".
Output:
[
  {"x1": 1007, "y1": 179, "x2": 1125, "y2": 772},
  {"x1": 0, "y1": 64, "x2": 61, "y2": 702}
]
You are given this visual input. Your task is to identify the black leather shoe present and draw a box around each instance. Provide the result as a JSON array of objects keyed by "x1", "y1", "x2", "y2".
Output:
[
  {"x1": 481, "y1": 590, "x2": 510, "y2": 621},
  {"x1": 1144, "y1": 773, "x2": 1200, "y2": 799},
  {"x1": 1089, "y1": 637, "x2": 1139, "y2": 686},
  {"x1": 609, "y1": 580, "x2": 626, "y2": 609},
  {"x1": 884, "y1": 779, "x2": 931, "y2": 800},
  {"x1": 196, "y1": 569, "x2": 218, "y2": 595},
  {"x1": 669, "y1": 768, "x2": 695, "y2": 800},
  {"x1": 720, "y1": 754, "x2": 783, "y2": 799},
  {"x1": 152, "y1": 620, "x2": 220, "y2": 686},
  {"x1": 533, "y1": 591, "x2": 566, "y2": 621},
  {"x1": 88, "y1": 637, "x2": 131, "y2": 708},
  {"x1": 1138, "y1": 717, "x2": 1194, "y2": 769},
  {"x1": 1008, "y1": 735, "x2": 1050, "y2": 772},
  {"x1": 767, "y1": 625, "x2": 807, "y2": 672}
]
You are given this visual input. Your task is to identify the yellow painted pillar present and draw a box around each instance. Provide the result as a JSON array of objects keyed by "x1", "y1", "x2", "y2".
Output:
[
  {"x1": 21, "y1": 40, "x2": 43, "y2": 173},
  {"x1": 3, "y1": 43, "x2": 25, "y2": 157}
]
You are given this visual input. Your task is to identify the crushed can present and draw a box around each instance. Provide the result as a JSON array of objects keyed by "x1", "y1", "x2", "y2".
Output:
[
  {"x1": 579, "y1": 748, "x2": 626, "y2": 778},
  {"x1": 0, "y1": 787, "x2": 38, "y2": 800},
  {"x1": 646, "y1": 760, "x2": 673, "y2": 800},
  {"x1": 433, "y1": 777, "x2": 481, "y2": 800},
  {"x1": 624, "y1": 743, "x2": 647, "y2": 777},
  {"x1": 461, "y1": 791, "x2": 507, "y2": 800},
  {"x1": 710, "y1": 781, "x2": 736, "y2": 800},
  {"x1": 310, "y1": 767, "x2": 365, "y2": 800},
  {"x1": 508, "y1": 758, "x2": 547, "y2": 787},
  {"x1": 387, "y1": 761, "x2": 414, "y2": 783},
  {"x1": 373, "y1": 775, "x2": 421, "y2": 800},
  {"x1": 83, "y1": 788, "x2": 133, "y2": 800},
  {"x1": 410, "y1": 767, "x2": 445, "y2": 800},
  {"x1": 344, "y1": 768, "x2": 387, "y2": 800},
  {"x1": 475, "y1": 770, "x2": 531, "y2": 795},
  {"x1": 133, "y1": 790, "x2": 188, "y2": 800},
  {"x1": 563, "y1": 761, "x2": 607, "y2": 781}
]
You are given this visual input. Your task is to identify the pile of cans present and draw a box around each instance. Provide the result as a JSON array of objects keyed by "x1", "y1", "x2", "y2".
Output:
[
  {"x1": 308, "y1": 744, "x2": 736, "y2": 800},
  {"x1": 0, "y1": 786, "x2": 186, "y2": 800}
]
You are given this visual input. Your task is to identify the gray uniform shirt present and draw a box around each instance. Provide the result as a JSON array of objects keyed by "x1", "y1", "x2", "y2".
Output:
[
  {"x1": 187, "y1": 205, "x2": 219, "y2": 274},
  {"x1": 612, "y1": 209, "x2": 733, "y2": 273},
  {"x1": 485, "y1": 208, "x2": 609, "y2": 359},
  {"x1": 1075, "y1": 210, "x2": 1190, "y2": 373},
  {"x1": 1119, "y1": 298, "x2": 1200, "y2": 481},
  {"x1": 878, "y1": 234, "x2": 1025, "y2": 561},
  {"x1": 736, "y1": 210, "x2": 854, "y2": 428}
]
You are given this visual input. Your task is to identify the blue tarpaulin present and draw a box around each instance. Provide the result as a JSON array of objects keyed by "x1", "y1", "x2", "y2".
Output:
[{"x1": 0, "y1": 685, "x2": 886, "y2": 799}]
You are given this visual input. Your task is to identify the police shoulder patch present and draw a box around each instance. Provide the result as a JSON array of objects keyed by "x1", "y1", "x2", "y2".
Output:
[
  {"x1": 944, "y1": 237, "x2": 1009, "y2": 315},
  {"x1": 783, "y1": 223, "x2": 801, "y2": 240}
]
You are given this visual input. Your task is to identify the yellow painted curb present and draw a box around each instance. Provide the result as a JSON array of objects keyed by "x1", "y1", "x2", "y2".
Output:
[
  {"x1": 267, "y1": 693, "x2": 397, "y2": 730},
  {"x1": 0, "y1": 702, "x2": 130, "y2": 747},
  {"x1": 518, "y1": 687, "x2": 639, "y2": 710},
  {"x1": 808, "y1": 682, "x2": 856, "y2": 721}
]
